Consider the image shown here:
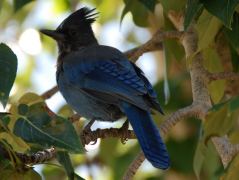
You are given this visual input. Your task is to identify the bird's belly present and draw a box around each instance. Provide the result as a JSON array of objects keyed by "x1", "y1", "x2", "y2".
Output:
[{"x1": 57, "y1": 79, "x2": 115, "y2": 121}]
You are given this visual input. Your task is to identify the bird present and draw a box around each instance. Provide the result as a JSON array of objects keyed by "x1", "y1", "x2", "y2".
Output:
[{"x1": 40, "y1": 7, "x2": 170, "y2": 169}]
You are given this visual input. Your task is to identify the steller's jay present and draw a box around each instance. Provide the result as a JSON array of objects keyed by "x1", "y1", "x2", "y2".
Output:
[{"x1": 40, "y1": 7, "x2": 170, "y2": 169}]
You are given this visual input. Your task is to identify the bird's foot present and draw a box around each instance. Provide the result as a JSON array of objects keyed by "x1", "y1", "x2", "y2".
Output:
[
  {"x1": 80, "y1": 119, "x2": 97, "y2": 146},
  {"x1": 119, "y1": 120, "x2": 129, "y2": 144}
]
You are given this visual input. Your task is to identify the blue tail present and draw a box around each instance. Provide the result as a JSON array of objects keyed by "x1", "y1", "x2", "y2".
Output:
[{"x1": 121, "y1": 103, "x2": 170, "y2": 169}]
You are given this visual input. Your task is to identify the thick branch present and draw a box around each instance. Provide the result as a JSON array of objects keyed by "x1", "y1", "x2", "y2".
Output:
[{"x1": 211, "y1": 136, "x2": 239, "y2": 168}]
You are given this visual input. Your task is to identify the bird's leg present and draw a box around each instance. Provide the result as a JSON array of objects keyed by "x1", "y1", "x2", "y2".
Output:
[
  {"x1": 80, "y1": 118, "x2": 97, "y2": 146},
  {"x1": 119, "y1": 119, "x2": 130, "y2": 144}
]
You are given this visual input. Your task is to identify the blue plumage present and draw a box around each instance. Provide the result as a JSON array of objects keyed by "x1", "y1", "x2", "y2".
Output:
[{"x1": 40, "y1": 7, "x2": 170, "y2": 169}]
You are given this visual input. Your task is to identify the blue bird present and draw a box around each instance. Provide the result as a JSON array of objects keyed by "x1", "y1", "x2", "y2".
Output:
[{"x1": 40, "y1": 7, "x2": 170, "y2": 169}]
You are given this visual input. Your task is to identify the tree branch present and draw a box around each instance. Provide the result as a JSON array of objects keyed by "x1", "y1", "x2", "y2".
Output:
[
  {"x1": 81, "y1": 128, "x2": 136, "y2": 146},
  {"x1": 125, "y1": 30, "x2": 184, "y2": 62},
  {"x1": 0, "y1": 144, "x2": 56, "y2": 165},
  {"x1": 211, "y1": 136, "x2": 239, "y2": 168},
  {"x1": 41, "y1": 86, "x2": 58, "y2": 100},
  {"x1": 16, "y1": 147, "x2": 56, "y2": 165},
  {"x1": 208, "y1": 72, "x2": 239, "y2": 82}
]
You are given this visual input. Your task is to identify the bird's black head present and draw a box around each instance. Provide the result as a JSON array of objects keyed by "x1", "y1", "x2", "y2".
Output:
[{"x1": 40, "y1": 7, "x2": 98, "y2": 54}]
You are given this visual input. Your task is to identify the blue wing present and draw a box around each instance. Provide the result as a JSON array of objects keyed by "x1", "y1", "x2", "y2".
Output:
[{"x1": 60, "y1": 45, "x2": 162, "y2": 112}]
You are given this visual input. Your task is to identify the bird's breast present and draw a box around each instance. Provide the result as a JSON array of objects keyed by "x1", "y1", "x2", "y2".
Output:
[{"x1": 57, "y1": 71, "x2": 118, "y2": 121}]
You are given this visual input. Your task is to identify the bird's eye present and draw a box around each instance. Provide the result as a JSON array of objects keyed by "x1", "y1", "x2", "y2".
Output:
[{"x1": 69, "y1": 30, "x2": 78, "y2": 37}]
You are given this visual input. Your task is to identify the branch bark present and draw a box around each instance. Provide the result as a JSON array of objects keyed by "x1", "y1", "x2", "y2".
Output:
[
  {"x1": 211, "y1": 136, "x2": 239, "y2": 168},
  {"x1": 208, "y1": 72, "x2": 239, "y2": 82}
]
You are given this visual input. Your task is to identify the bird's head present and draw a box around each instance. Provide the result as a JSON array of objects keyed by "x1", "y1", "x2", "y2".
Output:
[{"x1": 40, "y1": 7, "x2": 98, "y2": 53}]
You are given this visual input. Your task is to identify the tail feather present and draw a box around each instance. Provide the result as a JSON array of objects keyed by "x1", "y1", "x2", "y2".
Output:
[{"x1": 121, "y1": 103, "x2": 170, "y2": 169}]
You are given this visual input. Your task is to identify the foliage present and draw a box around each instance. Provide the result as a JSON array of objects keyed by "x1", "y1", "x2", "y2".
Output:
[{"x1": 0, "y1": 0, "x2": 239, "y2": 180}]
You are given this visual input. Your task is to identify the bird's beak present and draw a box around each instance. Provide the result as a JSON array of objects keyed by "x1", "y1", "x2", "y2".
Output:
[{"x1": 40, "y1": 29, "x2": 64, "y2": 41}]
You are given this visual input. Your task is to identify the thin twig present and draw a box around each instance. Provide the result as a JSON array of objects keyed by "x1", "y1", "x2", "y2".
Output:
[
  {"x1": 81, "y1": 128, "x2": 136, "y2": 146},
  {"x1": 125, "y1": 30, "x2": 184, "y2": 62},
  {"x1": 0, "y1": 144, "x2": 56, "y2": 165},
  {"x1": 16, "y1": 147, "x2": 56, "y2": 165},
  {"x1": 41, "y1": 86, "x2": 58, "y2": 100}
]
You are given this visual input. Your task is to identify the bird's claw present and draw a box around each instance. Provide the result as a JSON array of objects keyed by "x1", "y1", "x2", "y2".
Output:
[
  {"x1": 119, "y1": 120, "x2": 129, "y2": 144},
  {"x1": 81, "y1": 119, "x2": 97, "y2": 146}
]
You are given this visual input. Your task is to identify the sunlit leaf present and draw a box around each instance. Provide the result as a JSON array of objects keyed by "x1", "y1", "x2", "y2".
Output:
[
  {"x1": 13, "y1": 0, "x2": 35, "y2": 12},
  {"x1": 196, "y1": 10, "x2": 222, "y2": 52},
  {"x1": 200, "y1": 0, "x2": 239, "y2": 28},
  {"x1": 0, "y1": 132, "x2": 29, "y2": 152},
  {"x1": 203, "y1": 48, "x2": 225, "y2": 103},
  {"x1": 56, "y1": 151, "x2": 85, "y2": 180},
  {"x1": 0, "y1": 43, "x2": 17, "y2": 108},
  {"x1": 57, "y1": 104, "x2": 74, "y2": 118},
  {"x1": 184, "y1": 0, "x2": 203, "y2": 30},
  {"x1": 52, "y1": 0, "x2": 70, "y2": 14},
  {"x1": 18, "y1": 92, "x2": 44, "y2": 105},
  {"x1": 13, "y1": 102, "x2": 83, "y2": 153}
]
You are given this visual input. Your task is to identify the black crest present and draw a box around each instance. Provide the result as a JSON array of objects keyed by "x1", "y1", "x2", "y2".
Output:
[{"x1": 56, "y1": 7, "x2": 98, "y2": 31}]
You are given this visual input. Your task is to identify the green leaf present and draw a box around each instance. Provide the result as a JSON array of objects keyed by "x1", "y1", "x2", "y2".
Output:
[
  {"x1": 160, "y1": 0, "x2": 187, "y2": 13},
  {"x1": 57, "y1": 104, "x2": 74, "y2": 118},
  {"x1": 200, "y1": 0, "x2": 239, "y2": 28},
  {"x1": 204, "y1": 104, "x2": 237, "y2": 139},
  {"x1": 196, "y1": 10, "x2": 222, "y2": 52},
  {"x1": 56, "y1": 151, "x2": 85, "y2": 180},
  {"x1": 121, "y1": 0, "x2": 149, "y2": 27},
  {"x1": 1, "y1": 169, "x2": 41, "y2": 180},
  {"x1": 13, "y1": 0, "x2": 34, "y2": 12},
  {"x1": 0, "y1": 132, "x2": 30, "y2": 152},
  {"x1": 138, "y1": 0, "x2": 158, "y2": 11},
  {"x1": 224, "y1": 13, "x2": 239, "y2": 53},
  {"x1": 18, "y1": 92, "x2": 44, "y2": 105},
  {"x1": 203, "y1": 48, "x2": 225, "y2": 103},
  {"x1": 193, "y1": 140, "x2": 207, "y2": 179},
  {"x1": 229, "y1": 44, "x2": 239, "y2": 72},
  {"x1": 0, "y1": 43, "x2": 17, "y2": 108},
  {"x1": 222, "y1": 154, "x2": 239, "y2": 180},
  {"x1": 18, "y1": 104, "x2": 28, "y2": 116},
  {"x1": 228, "y1": 96, "x2": 239, "y2": 112},
  {"x1": 13, "y1": 102, "x2": 83, "y2": 153},
  {"x1": 184, "y1": 0, "x2": 203, "y2": 30}
]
